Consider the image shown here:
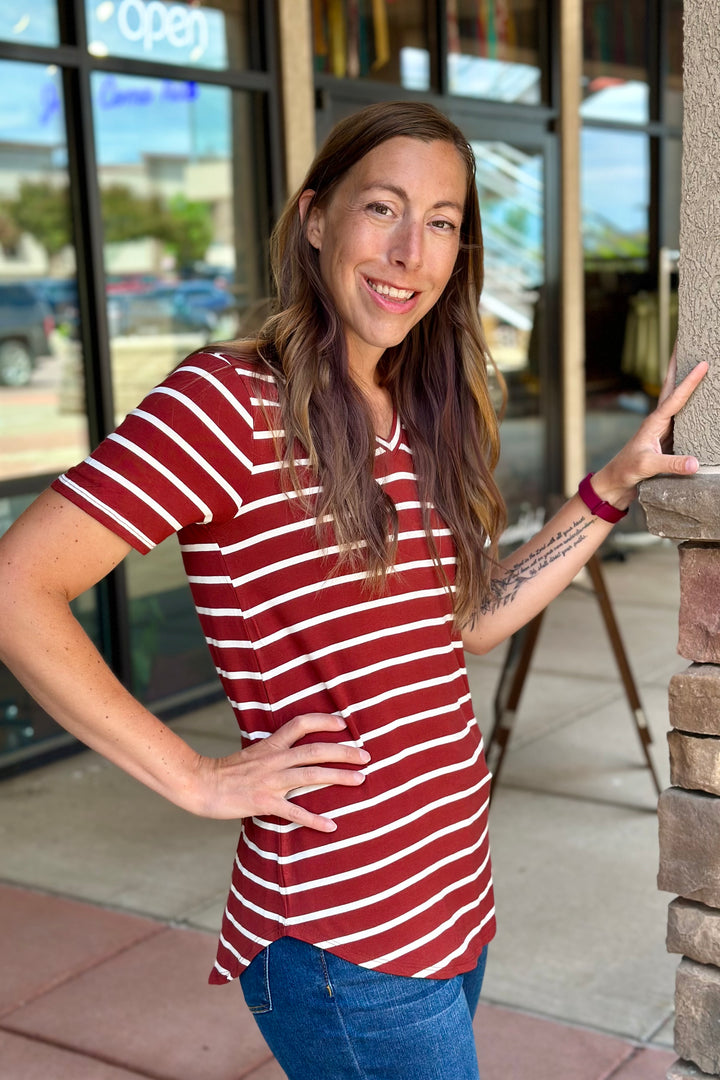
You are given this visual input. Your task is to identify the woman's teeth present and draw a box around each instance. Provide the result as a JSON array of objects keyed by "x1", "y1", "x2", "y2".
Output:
[{"x1": 368, "y1": 280, "x2": 415, "y2": 300}]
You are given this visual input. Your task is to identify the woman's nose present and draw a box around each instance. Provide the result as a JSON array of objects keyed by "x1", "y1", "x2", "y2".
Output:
[{"x1": 390, "y1": 220, "x2": 423, "y2": 270}]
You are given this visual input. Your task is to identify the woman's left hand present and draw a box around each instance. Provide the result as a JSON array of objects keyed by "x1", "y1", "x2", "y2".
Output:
[{"x1": 589, "y1": 354, "x2": 708, "y2": 510}]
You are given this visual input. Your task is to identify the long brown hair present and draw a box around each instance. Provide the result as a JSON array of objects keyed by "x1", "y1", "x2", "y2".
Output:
[{"x1": 244, "y1": 101, "x2": 506, "y2": 626}]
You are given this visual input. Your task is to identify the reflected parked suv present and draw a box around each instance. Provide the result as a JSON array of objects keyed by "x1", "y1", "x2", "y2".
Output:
[{"x1": 0, "y1": 282, "x2": 55, "y2": 387}]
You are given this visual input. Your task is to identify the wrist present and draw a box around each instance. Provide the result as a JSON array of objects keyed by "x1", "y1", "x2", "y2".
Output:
[{"x1": 578, "y1": 470, "x2": 633, "y2": 521}]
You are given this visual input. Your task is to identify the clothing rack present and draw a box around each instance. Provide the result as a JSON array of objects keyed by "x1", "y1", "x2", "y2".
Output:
[{"x1": 484, "y1": 551, "x2": 662, "y2": 802}]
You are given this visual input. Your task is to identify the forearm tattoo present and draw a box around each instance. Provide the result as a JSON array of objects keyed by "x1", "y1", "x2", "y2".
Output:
[{"x1": 480, "y1": 515, "x2": 594, "y2": 615}]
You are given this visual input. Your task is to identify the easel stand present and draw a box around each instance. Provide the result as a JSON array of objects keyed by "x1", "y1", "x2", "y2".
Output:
[{"x1": 485, "y1": 552, "x2": 662, "y2": 803}]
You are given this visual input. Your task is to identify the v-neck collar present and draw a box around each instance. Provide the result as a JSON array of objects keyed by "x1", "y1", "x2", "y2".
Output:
[{"x1": 375, "y1": 409, "x2": 400, "y2": 453}]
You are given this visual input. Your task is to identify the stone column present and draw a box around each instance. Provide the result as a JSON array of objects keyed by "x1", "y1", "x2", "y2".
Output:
[{"x1": 639, "y1": 2, "x2": 720, "y2": 1076}]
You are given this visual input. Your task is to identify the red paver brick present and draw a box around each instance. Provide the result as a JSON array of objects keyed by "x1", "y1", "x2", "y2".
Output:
[
  {"x1": 611, "y1": 1046, "x2": 678, "y2": 1078},
  {"x1": 0, "y1": 1030, "x2": 149, "y2": 1079},
  {"x1": 4, "y1": 924, "x2": 271, "y2": 1080},
  {"x1": 0, "y1": 884, "x2": 162, "y2": 1018},
  {"x1": 474, "y1": 1002, "x2": 633, "y2": 1080}
]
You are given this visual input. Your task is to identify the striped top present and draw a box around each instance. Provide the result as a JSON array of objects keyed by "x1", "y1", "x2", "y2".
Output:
[{"x1": 52, "y1": 350, "x2": 495, "y2": 982}]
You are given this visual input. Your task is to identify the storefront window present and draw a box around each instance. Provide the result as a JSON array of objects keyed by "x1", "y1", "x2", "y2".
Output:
[
  {"x1": 581, "y1": 0, "x2": 649, "y2": 124},
  {"x1": 0, "y1": 1, "x2": 59, "y2": 46},
  {"x1": 91, "y1": 70, "x2": 270, "y2": 704},
  {"x1": 85, "y1": 0, "x2": 258, "y2": 70},
  {"x1": 473, "y1": 139, "x2": 545, "y2": 536},
  {"x1": 448, "y1": 0, "x2": 542, "y2": 104},
  {"x1": 313, "y1": 0, "x2": 431, "y2": 91}
]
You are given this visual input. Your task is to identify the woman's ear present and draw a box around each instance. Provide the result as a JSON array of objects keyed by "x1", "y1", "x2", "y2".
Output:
[{"x1": 298, "y1": 189, "x2": 323, "y2": 250}]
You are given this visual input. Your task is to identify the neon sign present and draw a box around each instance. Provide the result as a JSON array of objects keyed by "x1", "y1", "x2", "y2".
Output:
[{"x1": 115, "y1": 0, "x2": 209, "y2": 59}]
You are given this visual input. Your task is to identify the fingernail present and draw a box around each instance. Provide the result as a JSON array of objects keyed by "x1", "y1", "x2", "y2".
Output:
[
  {"x1": 359, "y1": 749, "x2": 371, "y2": 762},
  {"x1": 335, "y1": 717, "x2": 347, "y2": 728},
  {"x1": 354, "y1": 771, "x2": 367, "y2": 782},
  {"x1": 686, "y1": 458, "x2": 699, "y2": 472},
  {"x1": 324, "y1": 819, "x2": 338, "y2": 831}
]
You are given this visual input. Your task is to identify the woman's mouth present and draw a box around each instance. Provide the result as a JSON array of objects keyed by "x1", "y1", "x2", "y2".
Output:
[{"x1": 366, "y1": 278, "x2": 416, "y2": 302}]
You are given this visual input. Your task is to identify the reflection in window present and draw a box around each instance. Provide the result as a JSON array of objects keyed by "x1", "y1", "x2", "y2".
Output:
[
  {"x1": 85, "y1": 0, "x2": 257, "y2": 71},
  {"x1": 91, "y1": 72, "x2": 268, "y2": 419},
  {"x1": 0, "y1": 61, "x2": 88, "y2": 480},
  {"x1": 473, "y1": 140, "x2": 545, "y2": 539},
  {"x1": 91, "y1": 70, "x2": 269, "y2": 706},
  {"x1": 313, "y1": 0, "x2": 430, "y2": 91},
  {"x1": 583, "y1": 128, "x2": 653, "y2": 504},
  {"x1": 0, "y1": 0, "x2": 58, "y2": 46},
  {"x1": 581, "y1": 0, "x2": 648, "y2": 124},
  {"x1": 448, "y1": 0, "x2": 541, "y2": 104},
  {"x1": 582, "y1": 128, "x2": 648, "y2": 268}
]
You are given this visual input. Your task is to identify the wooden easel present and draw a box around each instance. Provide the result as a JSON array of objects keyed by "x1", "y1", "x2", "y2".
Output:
[{"x1": 485, "y1": 551, "x2": 662, "y2": 802}]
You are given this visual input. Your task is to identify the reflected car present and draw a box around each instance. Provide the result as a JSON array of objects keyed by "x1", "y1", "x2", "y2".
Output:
[
  {"x1": 0, "y1": 282, "x2": 55, "y2": 387},
  {"x1": 147, "y1": 281, "x2": 235, "y2": 315},
  {"x1": 108, "y1": 291, "x2": 217, "y2": 337}
]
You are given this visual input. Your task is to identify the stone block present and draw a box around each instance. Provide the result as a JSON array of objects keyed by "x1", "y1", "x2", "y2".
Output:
[
  {"x1": 679, "y1": 544, "x2": 720, "y2": 663},
  {"x1": 675, "y1": 958, "x2": 720, "y2": 1075},
  {"x1": 670, "y1": 666, "x2": 720, "y2": 736},
  {"x1": 669, "y1": 731, "x2": 720, "y2": 796},
  {"x1": 641, "y1": 475, "x2": 720, "y2": 541},
  {"x1": 658, "y1": 788, "x2": 720, "y2": 906},
  {"x1": 667, "y1": 1059, "x2": 718, "y2": 1079},
  {"x1": 668, "y1": 899, "x2": 720, "y2": 967}
]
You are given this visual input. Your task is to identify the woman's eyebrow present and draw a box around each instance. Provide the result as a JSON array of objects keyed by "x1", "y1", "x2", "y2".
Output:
[{"x1": 359, "y1": 182, "x2": 463, "y2": 214}]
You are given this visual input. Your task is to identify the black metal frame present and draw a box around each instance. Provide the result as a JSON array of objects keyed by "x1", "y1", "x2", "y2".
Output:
[{"x1": 0, "y1": 1, "x2": 283, "y2": 760}]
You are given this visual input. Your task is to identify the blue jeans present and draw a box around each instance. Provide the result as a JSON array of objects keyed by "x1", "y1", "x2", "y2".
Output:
[{"x1": 239, "y1": 936, "x2": 487, "y2": 1080}]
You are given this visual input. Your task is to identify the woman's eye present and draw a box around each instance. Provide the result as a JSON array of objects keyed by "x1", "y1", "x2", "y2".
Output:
[
  {"x1": 368, "y1": 202, "x2": 393, "y2": 216},
  {"x1": 431, "y1": 219, "x2": 457, "y2": 231}
]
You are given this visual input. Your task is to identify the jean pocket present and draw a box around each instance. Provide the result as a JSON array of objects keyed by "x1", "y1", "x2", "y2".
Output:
[{"x1": 239, "y1": 947, "x2": 273, "y2": 1015}]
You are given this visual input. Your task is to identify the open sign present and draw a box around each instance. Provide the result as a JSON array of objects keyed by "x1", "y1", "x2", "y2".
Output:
[{"x1": 117, "y1": 0, "x2": 209, "y2": 59}]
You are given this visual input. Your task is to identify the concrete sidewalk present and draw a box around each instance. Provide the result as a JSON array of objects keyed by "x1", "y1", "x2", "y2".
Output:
[{"x1": 0, "y1": 539, "x2": 686, "y2": 1079}]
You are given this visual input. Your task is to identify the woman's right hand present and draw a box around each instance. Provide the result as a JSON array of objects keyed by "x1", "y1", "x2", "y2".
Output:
[{"x1": 191, "y1": 713, "x2": 370, "y2": 831}]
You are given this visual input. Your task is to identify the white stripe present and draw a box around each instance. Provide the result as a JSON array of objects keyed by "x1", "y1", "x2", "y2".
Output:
[
  {"x1": 148, "y1": 386, "x2": 254, "y2": 472},
  {"x1": 226, "y1": 643, "x2": 462, "y2": 715},
  {"x1": 107, "y1": 432, "x2": 213, "y2": 523},
  {"x1": 202, "y1": 585, "x2": 450, "y2": 645},
  {"x1": 215, "y1": 615, "x2": 454, "y2": 682},
  {"x1": 236, "y1": 484, "x2": 321, "y2": 517},
  {"x1": 236, "y1": 808, "x2": 488, "y2": 899},
  {"x1": 247, "y1": 760, "x2": 490, "y2": 857},
  {"x1": 131, "y1": 408, "x2": 245, "y2": 514},
  {"x1": 178, "y1": 364, "x2": 254, "y2": 427},
  {"x1": 239, "y1": 558, "x2": 456, "y2": 620},
  {"x1": 234, "y1": 692, "x2": 472, "y2": 746},
  {"x1": 231, "y1": 841, "x2": 488, "y2": 930},
  {"x1": 313, "y1": 857, "x2": 492, "y2": 951},
  {"x1": 287, "y1": 719, "x2": 475, "y2": 799},
  {"x1": 413, "y1": 909, "x2": 495, "y2": 978},
  {"x1": 56, "y1": 475, "x2": 155, "y2": 549},
  {"x1": 86, "y1": 458, "x2": 182, "y2": 532},
  {"x1": 360, "y1": 886, "x2": 493, "y2": 968}
]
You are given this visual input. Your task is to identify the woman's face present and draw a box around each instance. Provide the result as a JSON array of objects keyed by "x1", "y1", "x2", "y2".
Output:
[{"x1": 302, "y1": 136, "x2": 467, "y2": 379}]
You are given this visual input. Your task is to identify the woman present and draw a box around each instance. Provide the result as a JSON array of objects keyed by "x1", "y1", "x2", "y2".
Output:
[{"x1": 0, "y1": 102, "x2": 705, "y2": 1079}]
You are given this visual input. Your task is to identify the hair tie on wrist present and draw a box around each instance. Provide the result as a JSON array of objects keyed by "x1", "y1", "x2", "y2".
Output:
[{"x1": 578, "y1": 473, "x2": 628, "y2": 524}]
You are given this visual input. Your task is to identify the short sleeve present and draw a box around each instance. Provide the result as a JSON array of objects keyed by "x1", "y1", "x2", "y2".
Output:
[{"x1": 51, "y1": 351, "x2": 257, "y2": 553}]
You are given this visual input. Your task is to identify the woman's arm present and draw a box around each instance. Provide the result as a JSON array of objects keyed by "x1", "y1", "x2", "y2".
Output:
[
  {"x1": 0, "y1": 489, "x2": 368, "y2": 832},
  {"x1": 462, "y1": 357, "x2": 708, "y2": 655}
]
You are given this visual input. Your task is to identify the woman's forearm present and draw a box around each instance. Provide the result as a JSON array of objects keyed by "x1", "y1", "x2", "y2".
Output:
[
  {"x1": 462, "y1": 490, "x2": 614, "y2": 654},
  {"x1": 0, "y1": 580, "x2": 206, "y2": 810}
]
